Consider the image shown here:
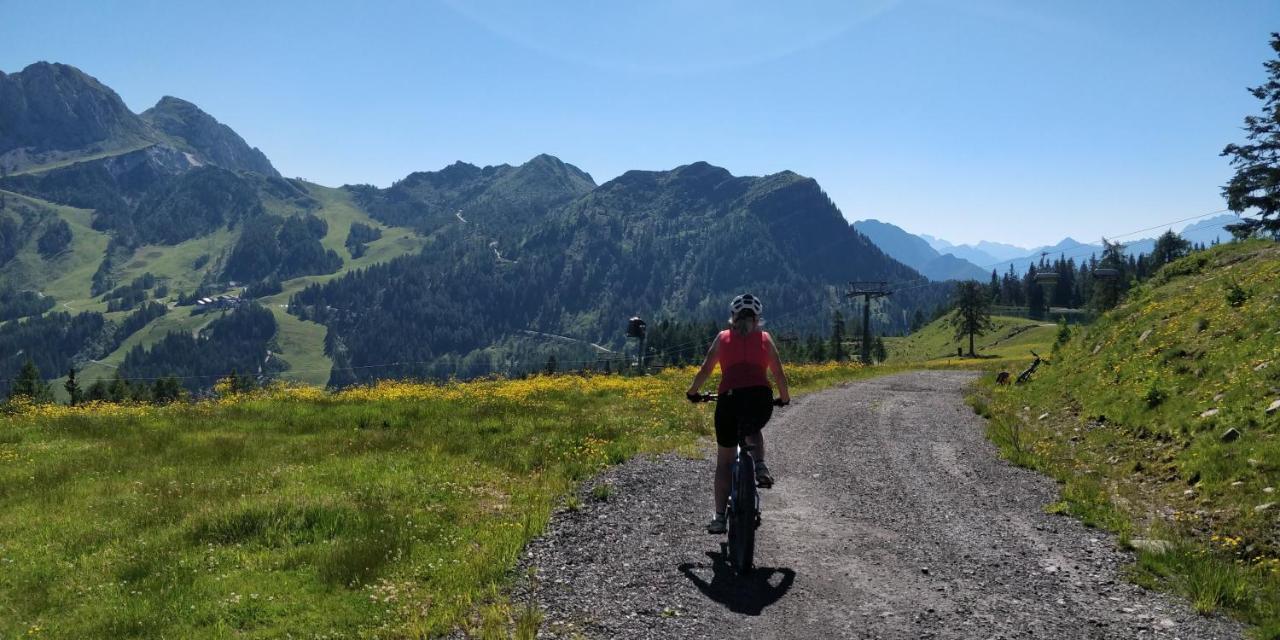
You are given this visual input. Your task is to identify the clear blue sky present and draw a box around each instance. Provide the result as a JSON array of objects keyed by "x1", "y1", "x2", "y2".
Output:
[{"x1": 2, "y1": 0, "x2": 1276, "y2": 247}]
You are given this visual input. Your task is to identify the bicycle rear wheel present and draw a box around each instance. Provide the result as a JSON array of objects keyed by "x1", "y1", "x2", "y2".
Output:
[{"x1": 729, "y1": 453, "x2": 757, "y2": 574}]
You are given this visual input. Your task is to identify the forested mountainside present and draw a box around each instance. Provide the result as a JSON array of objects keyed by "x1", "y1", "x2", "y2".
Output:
[
  {"x1": 293, "y1": 161, "x2": 947, "y2": 384},
  {"x1": 0, "y1": 61, "x2": 950, "y2": 393}
]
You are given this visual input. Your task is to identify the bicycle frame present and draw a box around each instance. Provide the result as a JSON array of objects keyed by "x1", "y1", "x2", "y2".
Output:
[{"x1": 690, "y1": 392, "x2": 771, "y2": 575}]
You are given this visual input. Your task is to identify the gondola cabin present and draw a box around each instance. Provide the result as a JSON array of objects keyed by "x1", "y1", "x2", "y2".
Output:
[
  {"x1": 1093, "y1": 268, "x2": 1120, "y2": 280},
  {"x1": 626, "y1": 316, "x2": 647, "y2": 339}
]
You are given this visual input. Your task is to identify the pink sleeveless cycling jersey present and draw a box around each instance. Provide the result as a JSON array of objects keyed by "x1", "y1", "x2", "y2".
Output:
[{"x1": 717, "y1": 329, "x2": 772, "y2": 392}]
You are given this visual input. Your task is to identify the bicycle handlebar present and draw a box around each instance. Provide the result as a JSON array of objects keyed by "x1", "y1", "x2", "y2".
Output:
[{"x1": 687, "y1": 392, "x2": 788, "y2": 407}]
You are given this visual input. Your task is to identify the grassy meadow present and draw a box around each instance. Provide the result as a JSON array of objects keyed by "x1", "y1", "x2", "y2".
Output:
[
  {"x1": 970, "y1": 240, "x2": 1280, "y2": 637},
  {"x1": 885, "y1": 314, "x2": 1058, "y2": 372},
  {"x1": 0, "y1": 362, "x2": 879, "y2": 639},
  {"x1": 0, "y1": 181, "x2": 429, "y2": 396}
]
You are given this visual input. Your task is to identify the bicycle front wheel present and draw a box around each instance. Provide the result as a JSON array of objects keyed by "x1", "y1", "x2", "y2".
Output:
[{"x1": 729, "y1": 456, "x2": 757, "y2": 574}]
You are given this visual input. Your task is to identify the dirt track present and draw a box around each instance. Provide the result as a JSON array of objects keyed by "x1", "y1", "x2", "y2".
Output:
[{"x1": 515, "y1": 371, "x2": 1242, "y2": 639}]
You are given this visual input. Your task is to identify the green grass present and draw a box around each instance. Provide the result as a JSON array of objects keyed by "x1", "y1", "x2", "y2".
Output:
[
  {"x1": 887, "y1": 314, "x2": 1058, "y2": 369},
  {"x1": 971, "y1": 240, "x2": 1280, "y2": 637},
  {"x1": 0, "y1": 362, "x2": 885, "y2": 638},
  {"x1": 269, "y1": 307, "x2": 332, "y2": 387},
  {"x1": 110, "y1": 228, "x2": 239, "y2": 304},
  {"x1": 0, "y1": 191, "x2": 110, "y2": 307},
  {"x1": 9, "y1": 182, "x2": 427, "y2": 389}
]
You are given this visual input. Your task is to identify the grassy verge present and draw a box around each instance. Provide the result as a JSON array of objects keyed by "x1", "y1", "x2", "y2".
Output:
[
  {"x1": 0, "y1": 362, "x2": 885, "y2": 638},
  {"x1": 886, "y1": 314, "x2": 1058, "y2": 370},
  {"x1": 970, "y1": 241, "x2": 1280, "y2": 638}
]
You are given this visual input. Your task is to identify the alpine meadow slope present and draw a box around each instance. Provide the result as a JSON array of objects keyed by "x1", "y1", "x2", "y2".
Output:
[{"x1": 974, "y1": 240, "x2": 1280, "y2": 636}]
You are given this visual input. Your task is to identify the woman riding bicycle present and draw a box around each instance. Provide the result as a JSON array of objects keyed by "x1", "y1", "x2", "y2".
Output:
[{"x1": 686, "y1": 293, "x2": 790, "y2": 535}]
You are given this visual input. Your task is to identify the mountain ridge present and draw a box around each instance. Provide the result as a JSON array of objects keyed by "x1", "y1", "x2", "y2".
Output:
[
  {"x1": 141, "y1": 96, "x2": 279, "y2": 177},
  {"x1": 0, "y1": 61, "x2": 943, "y2": 391},
  {"x1": 1, "y1": 62, "x2": 278, "y2": 177},
  {"x1": 852, "y1": 219, "x2": 990, "y2": 281}
]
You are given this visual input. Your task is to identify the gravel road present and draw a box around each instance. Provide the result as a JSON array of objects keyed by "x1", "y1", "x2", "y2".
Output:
[{"x1": 514, "y1": 371, "x2": 1243, "y2": 639}]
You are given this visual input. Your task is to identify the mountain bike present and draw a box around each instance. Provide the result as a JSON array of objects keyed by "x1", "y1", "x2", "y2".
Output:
[{"x1": 690, "y1": 392, "x2": 787, "y2": 575}]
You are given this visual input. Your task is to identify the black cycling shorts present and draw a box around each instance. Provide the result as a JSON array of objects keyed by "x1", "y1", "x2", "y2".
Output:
[{"x1": 714, "y1": 386, "x2": 773, "y2": 448}]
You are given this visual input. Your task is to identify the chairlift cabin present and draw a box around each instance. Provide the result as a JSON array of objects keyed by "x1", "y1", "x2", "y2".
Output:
[
  {"x1": 1093, "y1": 268, "x2": 1120, "y2": 280},
  {"x1": 626, "y1": 317, "x2": 647, "y2": 339},
  {"x1": 1034, "y1": 271, "x2": 1059, "y2": 285}
]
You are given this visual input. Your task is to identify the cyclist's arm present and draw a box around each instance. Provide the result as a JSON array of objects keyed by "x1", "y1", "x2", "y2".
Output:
[
  {"x1": 765, "y1": 333, "x2": 790, "y2": 403},
  {"x1": 686, "y1": 336, "x2": 721, "y2": 396}
]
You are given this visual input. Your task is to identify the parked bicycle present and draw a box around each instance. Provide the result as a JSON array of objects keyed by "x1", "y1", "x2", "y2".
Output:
[{"x1": 690, "y1": 392, "x2": 787, "y2": 575}]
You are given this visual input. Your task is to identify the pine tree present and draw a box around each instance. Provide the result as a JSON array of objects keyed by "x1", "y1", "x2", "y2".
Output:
[
  {"x1": 872, "y1": 335, "x2": 888, "y2": 363},
  {"x1": 807, "y1": 333, "x2": 827, "y2": 362},
  {"x1": 545, "y1": 354, "x2": 558, "y2": 375},
  {"x1": 1026, "y1": 267, "x2": 1046, "y2": 320},
  {"x1": 152, "y1": 376, "x2": 183, "y2": 403},
  {"x1": 1222, "y1": 32, "x2": 1280, "y2": 238},
  {"x1": 949, "y1": 281, "x2": 995, "y2": 357},
  {"x1": 10, "y1": 358, "x2": 50, "y2": 402},
  {"x1": 107, "y1": 373, "x2": 129, "y2": 402},
  {"x1": 64, "y1": 367, "x2": 83, "y2": 406},
  {"x1": 1150, "y1": 230, "x2": 1191, "y2": 270},
  {"x1": 1091, "y1": 238, "x2": 1128, "y2": 312},
  {"x1": 911, "y1": 309, "x2": 926, "y2": 333},
  {"x1": 830, "y1": 311, "x2": 846, "y2": 362}
]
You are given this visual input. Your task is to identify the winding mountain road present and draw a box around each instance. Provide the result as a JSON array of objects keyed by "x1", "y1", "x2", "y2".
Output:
[{"x1": 516, "y1": 371, "x2": 1242, "y2": 639}]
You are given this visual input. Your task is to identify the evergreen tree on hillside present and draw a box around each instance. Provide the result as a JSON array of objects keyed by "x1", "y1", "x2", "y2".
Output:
[
  {"x1": 64, "y1": 367, "x2": 82, "y2": 406},
  {"x1": 1026, "y1": 266, "x2": 1046, "y2": 320},
  {"x1": 949, "y1": 280, "x2": 994, "y2": 357},
  {"x1": 10, "y1": 358, "x2": 51, "y2": 402},
  {"x1": 830, "y1": 311, "x2": 846, "y2": 362},
  {"x1": 1150, "y1": 230, "x2": 1191, "y2": 270},
  {"x1": 1091, "y1": 239, "x2": 1128, "y2": 312},
  {"x1": 37, "y1": 219, "x2": 73, "y2": 258},
  {"x1": 872, "y1": 335, "x2": 888, "y2": 363},
  {"x1": 1222, "y1": 32, "x2": 1280, "y2": 238}
]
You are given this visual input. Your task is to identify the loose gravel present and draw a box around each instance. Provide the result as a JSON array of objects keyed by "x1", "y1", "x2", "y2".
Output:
[{"x1": 512, "y1": 371, "x2": 1243, "y2": 639}]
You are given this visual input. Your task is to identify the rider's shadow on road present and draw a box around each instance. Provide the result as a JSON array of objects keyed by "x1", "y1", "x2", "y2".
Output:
[{"x1": 677, "y1": 551, "x2": 795, "y2": 616}]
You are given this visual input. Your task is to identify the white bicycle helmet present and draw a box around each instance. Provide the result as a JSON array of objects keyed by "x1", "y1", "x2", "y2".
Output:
[{"x1": 729, "y1": 293, "x2": 762, "y2": 317}]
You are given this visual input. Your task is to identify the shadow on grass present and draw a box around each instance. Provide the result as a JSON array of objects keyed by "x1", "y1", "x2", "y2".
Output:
[{"x1": 677, "y1": 550, "x2": 795, "y2": 616}]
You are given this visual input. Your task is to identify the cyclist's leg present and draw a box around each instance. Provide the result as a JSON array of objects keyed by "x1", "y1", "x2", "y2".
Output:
[
  {"x1": 745, "y1": 431, "x2": 766, "y2": 463},
  {"x1": 713, "y1": 446, "x2": 734, "y2": 514},
  {"x1": 709, "y1": 398, "x2": 738, "y2": 532},
  {"x1": 743, "y1": 387, "x2": 774, "y2": 485}
]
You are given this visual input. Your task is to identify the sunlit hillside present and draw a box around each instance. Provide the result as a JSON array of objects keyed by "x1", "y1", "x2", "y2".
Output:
[{"x1": 975, "y1": 240, "x2": 1280, "y2": 635}]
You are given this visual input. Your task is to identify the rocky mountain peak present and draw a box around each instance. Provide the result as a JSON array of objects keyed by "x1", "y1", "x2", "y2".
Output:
[
  {"x1": 0, "y1": 62, "x2": 150, "y2": 165},
  {"x1": 141, "y1": 95, "x2": 279, "y2": 177}
]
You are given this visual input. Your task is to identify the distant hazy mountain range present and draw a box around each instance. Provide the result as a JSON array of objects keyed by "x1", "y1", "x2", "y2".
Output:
[
  {"x1": 856, "y1": 214, "x2": 1241, "y2": 281},
  {"x1": 851, "y1": 220, "x2": 991, "y2": 281}
]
